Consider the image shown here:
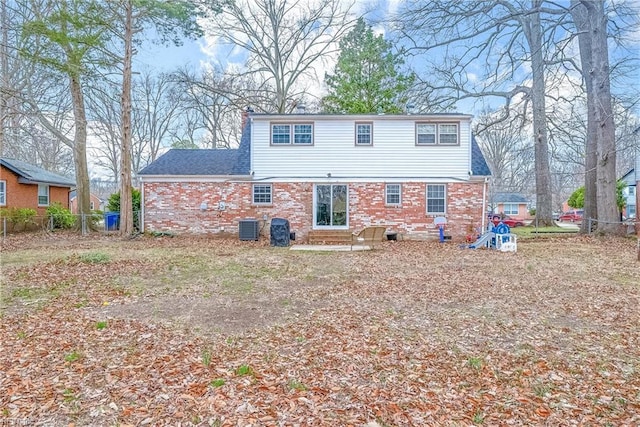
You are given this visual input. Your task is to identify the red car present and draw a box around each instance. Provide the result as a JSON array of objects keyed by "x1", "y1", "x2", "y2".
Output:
[
  {"x1": 490, "y1": 214, "x2": 525, "y2": 228},
  {"x1": 558, "y1": 210, "x2": 583, "y2": 222}
]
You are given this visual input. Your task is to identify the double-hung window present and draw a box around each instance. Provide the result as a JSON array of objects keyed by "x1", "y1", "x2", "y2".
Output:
[
  {"x1": 355, "y1": 122, "x2": 373, "y2": 145},
  {"x1": 38, "y1": 184, "x2": 49, "y2": 206},
  {"x1": 271, "y1": 123, "x2": 313, "y2": 145},
  {"x1": 416, "y1": 123, "x2": 459, "y2": 145},
  {"x1": 385, "y1": 184, "x2": 401, "y2": 205},
  {"x1": 253, "y1": 184, "x2": 272, "y2": 204},
  {"x1": 426, "y1": 184, "x2": 446, "y2": 215},
  {"x1": 416, "y1": 124, "x2": 436, "y2": 145},
  {"x1": 0, "y1": 180, "x2": 5, "y2": 206},
  {"x1": 503, "y1": 203, "x2": 519, "y2": 215}
]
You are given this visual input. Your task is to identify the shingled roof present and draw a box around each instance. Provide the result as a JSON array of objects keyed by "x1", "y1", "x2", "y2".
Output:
[
  {"x1": 494, "y1": 192, "x2": 529, "y2": 203},
  {"x1": 138, "y1": 121, "x2": 252, "y2": 176},
  {"x1": 1, "y1": 158, "x2": 75, "y2": 187},
  {"x1": 471, "y1": 135, "x2": 491, "y2": 176}
]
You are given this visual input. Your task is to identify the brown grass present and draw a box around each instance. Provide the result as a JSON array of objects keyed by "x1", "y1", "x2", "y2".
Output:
[{"x1": 1, "y1": 232, "x2": 639, "y2": 426}]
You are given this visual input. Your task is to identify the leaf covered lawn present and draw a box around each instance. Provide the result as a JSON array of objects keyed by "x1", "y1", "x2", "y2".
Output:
[{"x1": 1, "y1": 233, "x2": 639, "y2": 426}]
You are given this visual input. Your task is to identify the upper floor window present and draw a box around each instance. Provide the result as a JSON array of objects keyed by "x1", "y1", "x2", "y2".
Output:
[
  {"x1": 0, "y1": 180, "x2": 5, "y2": 206},
  {"x1": 253, "y1": 184, "x2": 272, "y2": 204},
  {"x1": 503, "y1": 203, "x2": 519, "y2": 215},
  {"x1": 628, "y1": 186, "x2": 636, "y2": 197},
  {"x1": 426, "y1": 184, "x2": 446, "y2": 214},
  {"x1": 416, "y1": 123, "x2": 459, "y2": 145},
  {"x1": 38, "y1": 184, "x2": 49, "y2": 206},
  {"x1": 355, "y1": 122, "x2": 373, "y2": 146},
  {"x1": 271, "y1": 123, "x2": 314, "y2": 145},
  {"x1": 385, "y1": 184, "x2": 401, "y2": 205}
]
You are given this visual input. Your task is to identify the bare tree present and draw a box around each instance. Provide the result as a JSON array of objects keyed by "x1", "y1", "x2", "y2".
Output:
[
  {"x1": 131, "y1": 71, "x2": 182, "y2": 167},
  {"x1": 571, "y1": 0, "x2": 620, "y2": 234},
  {"x1": 396, "y1": 1, "x2": 574, "y2": 226},
  {"x1": 202, "y1": 0, "x2": 355, "y2": 113}
]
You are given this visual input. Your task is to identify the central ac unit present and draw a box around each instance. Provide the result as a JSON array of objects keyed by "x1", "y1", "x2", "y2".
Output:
[{"x1": 239, "y1": 219, "x2": 259, "y2": 241}]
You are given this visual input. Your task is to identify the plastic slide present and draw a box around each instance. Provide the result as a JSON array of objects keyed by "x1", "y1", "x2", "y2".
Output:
[{"x1": 468, "y1": 232, "x2": 494, "y2": 249}]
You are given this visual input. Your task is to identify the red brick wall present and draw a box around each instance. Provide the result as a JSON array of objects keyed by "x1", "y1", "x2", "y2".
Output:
[
  {"x1": 1, "y1": 165, "x2": 71, "y2": 214},
  {"x1": 143, "y1": 180, "x2": 487, "y2": 242}
]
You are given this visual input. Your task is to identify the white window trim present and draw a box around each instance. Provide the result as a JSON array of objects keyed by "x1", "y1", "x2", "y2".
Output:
[
  {"x1": 38, "y1": 184, "x2": 50, "y2": 207},
  {"x1": 503, "y1": 203, "x2": 519, "y2": 215},
  {"x1": 270, "y1": 123, "x2": 314, "y2": 145},
  {"x1": 416, "y1": 122, "x2": 460, "y2": 146},
  {"x1": 385, "y1": 183, "x2": 401, "y2": 206},
  {"x1": 426, "y1": 184, "x2": 446, "y2": 215},
  {"x1": 252, "y1": 184, "x2": 273, "y2": 205},
  {"x1": 355, "y1": 122, "x2": 373, "y2": 146},
  {"x1": 0, "y1": 180, "x2": 5, "y2": 206}
]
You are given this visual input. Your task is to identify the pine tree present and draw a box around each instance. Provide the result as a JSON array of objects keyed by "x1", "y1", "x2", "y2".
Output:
[{"x1": 322, "y1": 17, "x2": 414, "y2": 114}]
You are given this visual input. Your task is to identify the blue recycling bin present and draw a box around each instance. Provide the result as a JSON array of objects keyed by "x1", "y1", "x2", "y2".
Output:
[{"x1": 105, "y1": 212, "x2": 120, "y2": 231}]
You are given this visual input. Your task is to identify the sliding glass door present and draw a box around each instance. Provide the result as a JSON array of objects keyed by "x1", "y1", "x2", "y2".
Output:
[{"x1": 314, "y1": 184, "x2": 348, "y2": 228}]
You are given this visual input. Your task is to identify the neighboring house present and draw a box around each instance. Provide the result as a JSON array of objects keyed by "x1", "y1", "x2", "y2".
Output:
[
  {"x1": 491, "y1": 193, "x2": 531, "y2": 219},
  {"x1": 68, "y1": 190, "x2": 103, "y2": 213},
  {"x1": 620, "y1": 169, "x2": 636, "y2": 219},
  {"x1": 138, "y1": 112, "x2": 492, "y2": 241},
  {"x1": 0, "y1": 158, "x2": 75, "y2": 214}
]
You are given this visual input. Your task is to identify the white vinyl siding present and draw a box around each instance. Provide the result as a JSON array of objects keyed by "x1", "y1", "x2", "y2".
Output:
[
  {"x1": 426, "y1": 184, "x2": 446, "y2": 214},
  {"x1": 38, "y1": 184, "x2": 49, "y2": 206},
  {"x1": 0, "y1": 180, "x2": 5, "y2": 205},
  {"x1": 252, "y1": 117, "x2": 472, "y2": 179}
]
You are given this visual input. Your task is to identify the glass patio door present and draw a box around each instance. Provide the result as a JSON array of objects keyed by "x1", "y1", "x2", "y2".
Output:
[{"x1": 314, "y1": 184, "x2": 348, "y2": 228}]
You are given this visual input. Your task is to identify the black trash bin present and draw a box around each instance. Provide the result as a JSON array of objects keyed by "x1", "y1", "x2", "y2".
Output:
[{"x1": 270, "y1": 218, "x2": 290, "y2": 247}]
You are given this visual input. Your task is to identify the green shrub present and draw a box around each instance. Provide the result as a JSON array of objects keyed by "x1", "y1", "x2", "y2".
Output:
[
  {"x1": 0, "y1": 207, "x2": 37, "y2": 225},
  {"x1": 46, "y1": 202, "x2": 76, "y2": 229},
  {"x1": 107, "y1": 189, "x2": 141, "y2": 230}
]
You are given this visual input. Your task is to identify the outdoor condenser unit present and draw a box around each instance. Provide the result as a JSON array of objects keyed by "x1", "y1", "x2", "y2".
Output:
[{"x1": 238, "y1": 219, "x2": 259, "y2": 241}]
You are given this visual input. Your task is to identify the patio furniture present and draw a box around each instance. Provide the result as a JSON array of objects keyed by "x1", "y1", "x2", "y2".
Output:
[{"x1": 351, "y1": 226, "x2": 387, "y2": 250}]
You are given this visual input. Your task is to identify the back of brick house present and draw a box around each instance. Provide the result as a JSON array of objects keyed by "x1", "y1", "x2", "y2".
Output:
[{"x1": 138, "y1": 112, "x2": 492, "y2": 242}]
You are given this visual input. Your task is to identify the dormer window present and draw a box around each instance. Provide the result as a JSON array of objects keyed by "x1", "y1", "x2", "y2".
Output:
[{"x1": 416, "y1": 123, "x2": 459, "y2": 145}]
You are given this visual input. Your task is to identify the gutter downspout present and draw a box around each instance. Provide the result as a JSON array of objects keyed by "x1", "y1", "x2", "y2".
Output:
[{"x1": 140, "y1": 178, "x2": 145, "y2": 232}]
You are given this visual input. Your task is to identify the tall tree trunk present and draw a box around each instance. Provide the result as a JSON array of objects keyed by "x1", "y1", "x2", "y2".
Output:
[
  {"x1": 120, "y1": 0, "x2": 134, "y2": 236},
  {"x1": 523, "y1": 1, "x2": 553, "y2": 226},
  {"x1": 571, "y1": 0, "x2": 598, "y2": 233},
  {"x1": 0, "y1": 0, "x2": 8, "y2": 154},
  {"x1": 69, "y1": 74, "x2": 91, "y2": 219},
  {"x1": 588, "y1": 0, "x2": 618, "y2": 234}
]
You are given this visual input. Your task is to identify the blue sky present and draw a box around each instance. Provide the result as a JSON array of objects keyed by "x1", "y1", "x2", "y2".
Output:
[{"x1": 133, "y1": 0, "x2": 640, "y2": 117}]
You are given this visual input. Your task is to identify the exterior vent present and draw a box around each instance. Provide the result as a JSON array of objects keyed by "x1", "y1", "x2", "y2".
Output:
[{"x1": 239, "y1": 219, "x2": 259, "y2": 241}]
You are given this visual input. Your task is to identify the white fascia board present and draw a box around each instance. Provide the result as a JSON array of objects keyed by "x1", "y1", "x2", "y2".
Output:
[
  {"x1": 251, "y1": 113, "x2": 473, "y2": 122},
  {"x1": 251, "y1": 176, "x2": 471, "y2": 183}
]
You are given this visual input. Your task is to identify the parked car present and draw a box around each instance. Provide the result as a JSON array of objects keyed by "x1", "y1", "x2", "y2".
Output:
[
  {"x1": 490, "y1": 214, "x2": 525, "y2": 228},
  {"x1": 558, "y1": 210, "x2": 583, "y2": 222}
]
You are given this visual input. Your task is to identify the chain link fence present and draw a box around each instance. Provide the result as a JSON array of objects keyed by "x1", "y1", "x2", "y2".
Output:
[{"x1": 1, "y1": 211, "x2": 141, "y2": 240}]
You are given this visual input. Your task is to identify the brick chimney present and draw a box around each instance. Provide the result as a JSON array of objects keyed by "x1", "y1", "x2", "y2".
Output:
[{"x1": 241, "y1": 106, "x2": 254, "y2": 130}]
